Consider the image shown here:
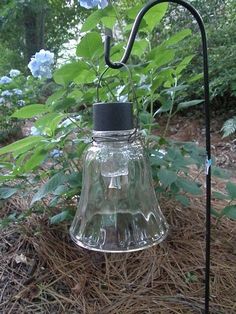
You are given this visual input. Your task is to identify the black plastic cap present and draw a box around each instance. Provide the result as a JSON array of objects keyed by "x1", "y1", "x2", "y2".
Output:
[{"x1": 93, "y1": 102, "x2": 133, "y2": 131}]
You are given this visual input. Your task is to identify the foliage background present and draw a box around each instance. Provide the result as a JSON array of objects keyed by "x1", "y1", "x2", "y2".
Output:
[{"x1": 0, "y1": 0, "x2": 235, "y2": 226}]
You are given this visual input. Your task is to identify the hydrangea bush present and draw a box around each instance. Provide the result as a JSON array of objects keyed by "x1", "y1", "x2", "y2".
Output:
[
  {"x1": 0, "y1": 65, "x2": 50, "y2": 143},
  {"x1": 0, "y1": 70, "x2": 23, "y2": 142},
  {"x1": 0, "y1": 1, "x2": 235, "y2": 226}
]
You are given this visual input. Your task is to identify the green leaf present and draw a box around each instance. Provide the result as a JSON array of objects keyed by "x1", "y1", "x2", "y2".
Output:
[
  {"x1": 46, "y1": 90, "x2": 66, "y2": 105},
  {"x1": 166, "y1": 147, "x2": 193, "y2": 169},
  {"x1": 0, "y1": 162, "x2": 13, "y2": 170},
  {"x1": 213, "y1": 191, "x2": 230, "y2": 200},
  {"x1": 175, "y1": 55, "x2": 195, "y2": 75},
  {"x1": 76, "y1": 142, "x2": 88, "y2": 159},
  {"x1": 52, "y1": 98, "x2": 76, "y2": 112},
  {"x1": 0, "y1": 136, "x2": 45, "y2": 156},
  {"x1": 170, "y1": 182, "x2": 180, "y2": 194},
  {"x1": 144, "y1": 3, "x2": 168, "y2": 31},
  {"x1": 185, "y1": 271, "x2": 198, "y2": 283},
  {"x1": 35, "y1": 112, "x2": 65, "y2": 133},
  {"x1": 11, "y1": 104, "x2": 50, "y2": 119},
  {"x1": 163, "y1": 29, "x2": 192, "y2": 47},
  {"x1": 212, "y1": 166, "x2": 231, "y2": 179},
  {"x1": 12, "y1": 141, "x2": 47, "y2": 159},
  {"x1": 148, "y1": 49, "x2": 175, "y2": 69},
  {"x1": 73, "y1": 69, "x2": 96, "y2": 84},
  {"x1": 132, "y1": 39, "x2": 149, "y2": 57},
  {"x1": 221, "y1": 116, "x2": 236, "y2": 138},
  {"x1": 68, "y1": 90, "x2": 83, "y2": 99},
  {"x1": 53, "y1": 185, "x2": 69, "y2": 196},
  {"x1": 176, "y1": 178, "x2": 203, "y2": 195},
  {"x1": 35, "y1": 113, "x2": 60, "y2": 129},
  {"x1": 50, "y1": 210, "x2": 73, "y2": 225},
  {"x1": 139, "y1": 112, "x2": 153, "y2": 125},
  {"x1": 0, "y1": 187, "x2": 18, "y2": 200},
  {"x1": 150, "y1": 150, "x2": 167, "y2": 166},
  {"x1": 81, "y1": 10, "x2": 103, "y2": 32},
  {"x1": 49, "y1": 113, "x2": 66, "y2": 133},
  {"x1": 127, "y1": 4, "x2": 143, "y2": 19},
  {"x1": 211, "y1": 208, "x2": 222, "y2": 218},
  {"x1": 0, "y1": 175, "x2": 16, "y2": 183},
  {"x1": 183, "y1": 142, "x2": 205, "y2": 167},
  {"x1": 101, "y1": 16, "x2": 116, "y2": 28},
  {"x1": 31, "y1": 172, "x2": 67, "y2": 205},
  {"x1": 175, "y1": 194, "x2": 190, "y2": 207},
  {"x1": 152, "y1": 68, "x2": 174, "y2": 91},
  {"x1": 157, "y1": 168, "x2": 178, "y2": 187},
  {"x1": 222, "y1": 205, "x2": 236, "y2": 220},
  {"x1": 81, "y1": 6, "x2": 115, "y2": 32},
  {"x1": 76, "y1": 32, "x2": 103, "y2": 59},
  {"x1": 177, "y1": 99, "x2": 204, "y2": 111},
  {"x1": 53, "y1": 61, "x2": 88, "y2": 86},
  {"x1": 188, "y1": 73, "x2": 203, "y2": 83},
  {"x1": 105, "y1": 42, "x2": 125, "y2": 63},
  {"x1": 68, "y1": 172, "x2": 82, "y2": 188},
  {"x1": 154, "y1": 100, "x2": 173, "y2": 115},
  {"x1": 226, "y1": 182, "x2": 236, "y2": 199},
  {"x1": 23, "y1": 148, "x2": 48, "y2": 172},
  {"x1": 0, "y1": 213, "x2": 17, "y2": 229},
  {"x1": 49, "y1": 196, "x2": 60, "y2": 207}
]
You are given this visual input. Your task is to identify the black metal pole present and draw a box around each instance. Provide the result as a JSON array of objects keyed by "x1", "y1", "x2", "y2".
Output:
[{"x1": 104, "y1": 1, "x2": 211, "y2": 313}]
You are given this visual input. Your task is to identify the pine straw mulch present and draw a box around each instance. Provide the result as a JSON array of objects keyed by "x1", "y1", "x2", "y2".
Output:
[{"x1": 1, "y1": 196, "x2": 236, "y2": 314}]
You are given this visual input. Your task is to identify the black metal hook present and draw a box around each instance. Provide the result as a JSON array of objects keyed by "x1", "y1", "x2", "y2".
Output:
[{"x1": 104, "y1": 1, "x2": 211, "y2": 313}]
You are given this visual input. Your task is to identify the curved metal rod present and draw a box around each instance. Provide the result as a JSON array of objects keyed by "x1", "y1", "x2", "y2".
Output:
[{"x1": 104, "y1": 1, "x2": 211, "y2": 313}]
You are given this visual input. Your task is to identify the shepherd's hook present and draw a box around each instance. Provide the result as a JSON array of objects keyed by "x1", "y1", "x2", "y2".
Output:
[{"x1": 104, "y1": 1, "x2": 211, "y2": 313}]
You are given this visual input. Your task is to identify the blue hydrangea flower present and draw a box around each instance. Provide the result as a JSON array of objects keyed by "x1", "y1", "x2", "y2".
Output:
[
  {"x1": 0, "y1": 97, "x2": 5, "y2": 104},
  {"x1": 13, "y1": 88, "x2": 23, "y2": 96},
  {"x1": 50, "y1": 149, "x2": 63, "y2": 158},
  {"x1": 28, "y1": 49, "x2": 54, "y2": 79},
  {"x1": 35, "y1": 49, "x2": 54, "y2": 65},
  {"x1": 30, "y1": 126, "x2": 41, "y2": 135},
  {"x1": 0, "y1": 76, "x2": 12, "y2": 84},
  {"x1": 79, "y1": 0, "x2": 108, "y2": 9},
  {"x1": 17, "y1": 100, "x2": 26, "y2": 107},
  {"x1": 9, "y1": 69, "x2": 21, "y2": 78},
  {"x1": 28, "y1": 59, "x2": 41, "y2": 77},
  {"x1": 1, "y1": 90, "x2": 13, "y2": 97}
]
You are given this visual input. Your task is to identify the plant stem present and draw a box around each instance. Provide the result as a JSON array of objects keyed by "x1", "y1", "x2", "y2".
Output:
[
  {"x1": 149, "y1": 92, "x2": 154, "y2": 134},
  {"x1": 163, "y1": 101, "x2": 174, "y2": 138},
  {"x1": 163, "y1": 78, "x2": 178, "y2": 137}
]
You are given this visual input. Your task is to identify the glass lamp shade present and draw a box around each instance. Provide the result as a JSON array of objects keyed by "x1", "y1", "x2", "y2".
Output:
[{"x1": 70, "y1": 103, "x2": 168, "y2": 252}]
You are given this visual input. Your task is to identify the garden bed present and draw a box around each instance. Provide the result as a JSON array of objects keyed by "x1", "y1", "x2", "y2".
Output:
[{"x1": 1, "y1": 196, "x2": 236, "y2": 314}]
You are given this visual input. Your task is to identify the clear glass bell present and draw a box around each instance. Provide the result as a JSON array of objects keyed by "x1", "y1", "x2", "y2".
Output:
[{"x1": 70, "y1": 102, "x2": 168, "y2": 252}]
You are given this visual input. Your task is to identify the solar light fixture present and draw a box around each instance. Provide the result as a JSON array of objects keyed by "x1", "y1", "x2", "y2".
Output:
[{"x1": 70, "y1": 101, "x2": 169, "y2": 252}]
